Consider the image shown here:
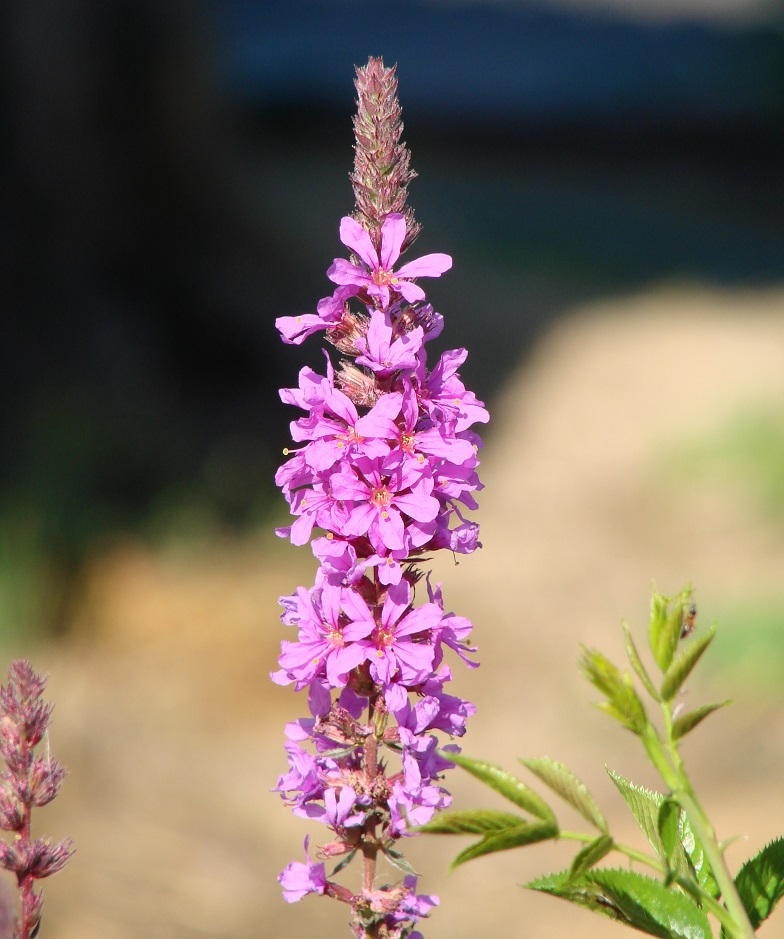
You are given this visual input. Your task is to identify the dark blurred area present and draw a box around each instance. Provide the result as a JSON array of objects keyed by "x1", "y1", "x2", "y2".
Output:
[{"x1": 1, "y1": 0, "x2": 783, "y2": 635}]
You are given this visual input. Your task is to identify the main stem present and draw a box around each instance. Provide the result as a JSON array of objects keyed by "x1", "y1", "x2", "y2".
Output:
[{"x1": 653, "y1": 705, "x2": 755, "y2": 939}]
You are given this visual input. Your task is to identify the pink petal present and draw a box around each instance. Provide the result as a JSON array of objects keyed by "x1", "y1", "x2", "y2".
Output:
[
  {"x1": 339, "y1": 216, "x2": 378, "y2": 269},
  {"x1": 379, "y1": 213, "x2": 406, "y2": 269},
  {"x1": 327, "y1": 258, "x2": 372, "y2": 287},
  {"x1": 396, "y1": 253, "x2": 453, "y2": 279},
  {"x1": 396, "y1": 281, "x2": 426, "y2": 303}
]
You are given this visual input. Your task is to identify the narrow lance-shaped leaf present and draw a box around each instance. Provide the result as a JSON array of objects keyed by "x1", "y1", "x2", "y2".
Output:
[
  {"x1": 521, "y1": 757, "x2": 608, "y2": 833},
  {"x1": 622, "y1": 618, "x2": 660, "y2": 701},
  {"x1": 657, "y1": 799, "x2": 681, "y2": 883},
  {"x1": 579, "y1": 648, "x2": 648, "y2": 734},
  {"x1": 445, "y1": 752, "x2": 556, "y2": 823},
  {"x1": 649, "y1": 587, "x2": 691, "y2": 673},
  {"x1": 569, "y1": 835, "x2": 615, "y2": 882},
  {"x1": 672, "y1": 701, "x2": 731, "y2": 742},
  {"x1": 731, "y1": 836, "x2": 784, "y2": 930},
  {"x1": 678, "y1": 813, "x2": 719, "y2": 899},
  {"x1": 381, "y1": 845, "x2": 418, "y2": 876},
  {"x1": 452, "y1": 820, "x2": 558, "y2": 868},
  {"x1": 660, "y1": 625, "x2": 717, "y2": 702},
  {"x1": 416, "y1": 808, "x2": 526, "y2": 835}
]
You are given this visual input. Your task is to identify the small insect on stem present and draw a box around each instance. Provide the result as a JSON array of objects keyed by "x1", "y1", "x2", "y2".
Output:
[{"x1": 681, "y1": 602, "x2": 697, "y2": 638}]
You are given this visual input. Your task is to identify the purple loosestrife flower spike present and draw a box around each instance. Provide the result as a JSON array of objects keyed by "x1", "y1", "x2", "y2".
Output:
[
  {"x1": 273, "y1": 57, "x2": 487, "y2": 938},
  {"x1": 0, "y1": 661, "x2": 73, "y2": 939}
]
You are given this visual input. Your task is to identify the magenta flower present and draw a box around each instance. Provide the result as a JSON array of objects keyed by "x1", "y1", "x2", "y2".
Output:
[
  {"x1": 330, "y1": 456, "x2": 439, "y2": 553},
  {"x1": 355, "y1": 309, "x2": 423, "y2": 377},
  {"x1": 278, "y1": 837, "x2": 328, "y2": 903},
  {"x1": 273, "y1": 584, "x2": 374, "y2": 689},
  {"x1": 292, "y1": 386, "x2": 403, "y2": 472},
  {"x1": 328, "y1": 214, "x2": 452, "y2": 307},
  {"x1": 341, "y1": 580, "x2": 442, "y2": 686},
  {"x1": 276, "y1": 285, "x2": 359, "y2": 345}
]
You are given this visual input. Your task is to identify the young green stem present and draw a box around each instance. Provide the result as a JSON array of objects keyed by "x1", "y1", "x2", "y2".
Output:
[{"x1": 674, "y1": 789, "x2": 755, "y2": 939}]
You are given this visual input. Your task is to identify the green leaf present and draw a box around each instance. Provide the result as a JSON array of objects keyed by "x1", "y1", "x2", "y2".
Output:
[
  {"x1": 447, "y1": 753, "x2": 556, "y2": 823},
  {"x1": 521, "y1": 757, "x2": 608, "y2": 833},
  {"x1": 649, "y1": 587, "x2": 692, "y2": 673},
  {"x1": 569, "y1": 835, "x2": 615, "y2": 881},
  {"x1": 672, "y1": 701, "x2": 731, "y2": 742},
  {"x1": 622, "y1": 618, "x2": 660, "y2": 701},
  {"x1": 658, "y1": 799, "x2": 681, "y2": 869},
  {"x1": 608, "y1": 768, "x2": 666, "y2": 859},
  {"x1": 580, "y1": 648, "x2": 648, "y2": 734},
  {"x1": 648, "y1": 589, "x2": 671, "y2": 671},
  {"x1": 732, "y1": 836, "x2": 784, "y2": 929},
  {"x1": 415, "y1": 808, "x2": 526, "y2": 835},
  {"x1": 589, "y1": 868, "x2": 712, "y2": 938},
  {"x1": 529, "y1": 867, "x2": 712, "y2": 938},
  {"x1": 452, "y1": 820, "x2": 558, "y2": 868},
  {"x1": 678, "y1": 814, "x2": 720, "y2": 899},
  {"x1": 527, "y1": 868, "x2": 619, "y2": 919},
  {"x1": 660, "y1": 625, "x2": 717, "y2": 701}
]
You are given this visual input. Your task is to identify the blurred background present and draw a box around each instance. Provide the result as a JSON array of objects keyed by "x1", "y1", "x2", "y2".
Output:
[{"x1": 2, "y1": 0, "x2": 784, "y2": 935}]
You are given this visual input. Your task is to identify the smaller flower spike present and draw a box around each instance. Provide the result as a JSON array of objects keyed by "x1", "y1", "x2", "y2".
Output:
[{"x1": 0, "y1": 660, "x2": 73, "y2": 939}]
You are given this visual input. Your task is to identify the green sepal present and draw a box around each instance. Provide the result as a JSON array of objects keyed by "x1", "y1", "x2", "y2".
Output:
[
  {"x1": 451, "y1": 819, "x2": 558, "y2": 868},
  {"x1": 672, "y1": 701, "x2": 731, "y2": 742},
  {"x1": 729, "y1": 836, "x2": 784, "y2": 931},
  {"x1": 568, "y1": 835, "x2": 615, "y2": 882},
  {"x1": 415, "y1": 808, "x2": 526, "y2": 835},
  {"x1": 521, "y1": 757, "x2": 608, "y2": 833},
  {"x1": 446, "y1": 752, "x2": 556, "y2": 823},
  {"x1": 622, "y1": 617, "x2": 660, "y2": 701},
  {"x1": 660, "y1": 625, "x2": 716, "y2": 701},
  {"x1": 528, "y1": 867, "x2": 712, "y2": 938}
]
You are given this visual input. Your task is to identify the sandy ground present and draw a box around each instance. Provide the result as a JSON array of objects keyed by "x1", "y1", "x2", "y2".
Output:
[{"x1": 10, "y1": 283, "x2": 784, "y2": 938}]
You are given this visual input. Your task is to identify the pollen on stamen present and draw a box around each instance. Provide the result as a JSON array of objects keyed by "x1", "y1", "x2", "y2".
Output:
[
  {"x1": 326, "y1": 532, "x2": 334, "y2": 540},
  {"x1": 300, "y1": 498, "x2": 307, "y2": 508},
  {"x1": 381, "y1": 510, "x2": 388, "y2": 519}
]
